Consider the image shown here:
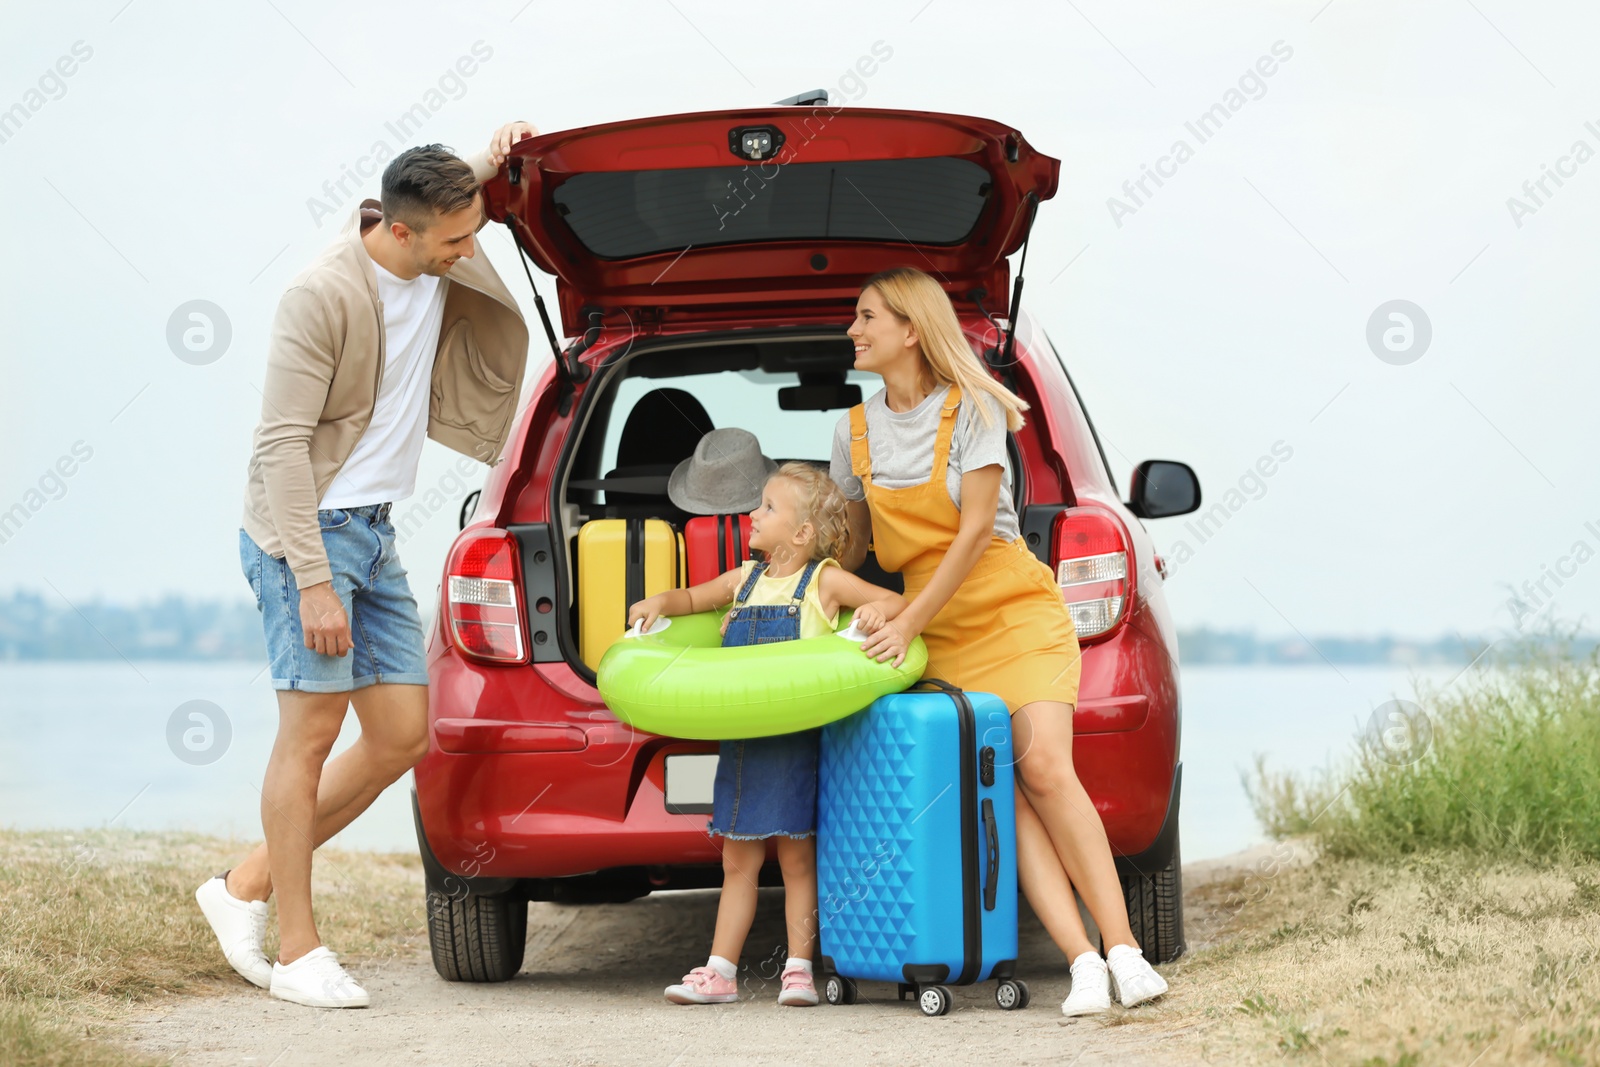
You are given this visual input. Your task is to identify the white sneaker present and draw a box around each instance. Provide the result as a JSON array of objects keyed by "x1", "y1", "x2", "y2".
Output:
[
  {"x1": 1060, "y1": 951, "x2": 1110, "y2": 1016},
  {"x1": 1106, "y1": 944, "x2": 1168, "y2": 1008},
  {"x1": 270, "y1": 946, "x2": 371, "y2": 1008},
  {"x1": 195, "y1": 872, "x2": 272, "y2": 989}
]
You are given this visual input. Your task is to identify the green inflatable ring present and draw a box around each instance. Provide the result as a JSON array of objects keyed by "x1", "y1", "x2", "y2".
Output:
[{"x1": 595, "y1": 611, "x2": 927, "y2": 740}]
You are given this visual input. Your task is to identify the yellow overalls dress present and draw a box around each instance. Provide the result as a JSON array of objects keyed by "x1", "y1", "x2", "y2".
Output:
[{"x1": 849, "y1": 385, "x2": 1083, "y2": 713}]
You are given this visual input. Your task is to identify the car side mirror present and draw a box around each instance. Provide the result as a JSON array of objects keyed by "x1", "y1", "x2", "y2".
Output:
[{"x1": 1128, "y1": 460, "x2": 1200, "y2": 519}]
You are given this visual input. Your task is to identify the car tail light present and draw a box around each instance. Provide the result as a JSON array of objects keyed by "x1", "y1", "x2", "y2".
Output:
[
  {"x1": 1053, "y1": 506, "x2": 1133, "y2": 641},
  {"x1": 445, "y1": 529, "x2": 528, "y2": 664}
]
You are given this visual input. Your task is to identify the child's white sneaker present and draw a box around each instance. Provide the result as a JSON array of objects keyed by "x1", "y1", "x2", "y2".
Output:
[
  {"x1": 1060, "y1": 951, "x2": 1110, "y2": 1016},
  {"x1": 1106, "y1": 943, "x2": 1168, "y2": 1008},
  {"x1": 194, "y1": 872, "x2": 271, "y2": 989},
  {"x1": 269, "y1": 946, "x2": 370, "y2": 1008}
]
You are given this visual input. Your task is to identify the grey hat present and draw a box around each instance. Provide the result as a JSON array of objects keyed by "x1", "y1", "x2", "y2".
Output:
[{"x1": 667, "y1": 428, "x2": 778, "y2": 515}]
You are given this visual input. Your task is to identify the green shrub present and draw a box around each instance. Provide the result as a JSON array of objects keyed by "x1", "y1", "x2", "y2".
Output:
[{"x1": 1248, "y1": 632, "x2": 1600, "y2": 862}]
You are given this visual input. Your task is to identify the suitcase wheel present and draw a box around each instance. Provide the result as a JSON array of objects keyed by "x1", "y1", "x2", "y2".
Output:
[
  {"x1": 823, "y1": 975, "x2": 858, "y2": 1006},
  {"x1": 918, "y1": 985, "x2": 952, "y2": 1017},
  {"x1": 995, "y1": 979, "x2": 1030, "y2": 1011}
]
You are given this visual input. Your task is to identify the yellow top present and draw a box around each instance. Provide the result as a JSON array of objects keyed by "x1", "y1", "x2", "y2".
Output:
[{"x1": 731, "y1": 557, "x2": 841, "y2": 640}]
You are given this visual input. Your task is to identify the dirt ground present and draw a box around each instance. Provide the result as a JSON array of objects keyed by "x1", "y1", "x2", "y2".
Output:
[{"x1": 114, "y1": 848, "x2": 1285, "y2": 1067}]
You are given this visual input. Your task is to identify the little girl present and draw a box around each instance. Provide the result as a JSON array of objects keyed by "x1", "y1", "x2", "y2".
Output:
[{"x1": 628, "y1": 462, "x2": 905, "y2": 1007}]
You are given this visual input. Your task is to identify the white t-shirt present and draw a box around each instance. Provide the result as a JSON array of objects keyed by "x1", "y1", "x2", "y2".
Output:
[{"x1": 319, "y1": 262, "x2": 447, "y2": 509}]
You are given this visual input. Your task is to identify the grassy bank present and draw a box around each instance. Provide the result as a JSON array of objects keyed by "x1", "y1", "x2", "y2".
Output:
[
  {"x1": 1130, "y1": 848, "x2": 1600, "y2": 1066},
  {"x1": 1249, "y1": 634, "x2": 1600, "y2": 862},
  {"x1": 1172, "y1": 633, "x2": 1600, "y2": 1065},
  {"x1": 0, "y1": 829, "x2": 423, "y2": 1067}
]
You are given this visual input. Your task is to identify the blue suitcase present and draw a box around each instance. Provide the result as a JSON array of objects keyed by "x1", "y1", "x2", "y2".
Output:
[{"x1": 817, "y1": 680, "x2": 1029, "y2": 1016}]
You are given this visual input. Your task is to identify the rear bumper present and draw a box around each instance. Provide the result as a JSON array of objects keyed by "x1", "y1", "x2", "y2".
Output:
[
  {"x1": 414, "y1": 736, "x2": 1177, "y2": 885},
  {"x1": 413, "y1": 730, "x2": 725, "y2": 882},
  {"x1": 418, "y1": 643, "x2": 726, "y2": 884},
  {"x1": 417, "y1": 611, "x2": 1181, "y2": 883}
]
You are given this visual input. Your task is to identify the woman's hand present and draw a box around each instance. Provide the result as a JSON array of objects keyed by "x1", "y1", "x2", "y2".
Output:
[
  {"x1": 626, "y1": 595, "x2": 667, "y2": 633},
  {"x1": 861, "y1": 617, "x2": 920, "y2": 669}
]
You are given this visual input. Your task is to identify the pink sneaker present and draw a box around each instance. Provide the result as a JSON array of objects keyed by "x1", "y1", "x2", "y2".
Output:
[
  {"x1": 664, "y1": 966, "x2": 738, "y2": 1004},
  {"x1": 777, "y1": 965, "x2": 818, "y2": 1006}
]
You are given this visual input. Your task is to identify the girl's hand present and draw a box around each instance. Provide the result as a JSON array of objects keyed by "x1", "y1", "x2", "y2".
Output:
[
  {"x1": 853, "y1": 603, "x2": 888, "y2": 634},
  {"x1": 627, "y1": 596, "x2": 665, "y2": 632},
  {"x1": 861, "y1": 618, "x2": 918, "y2": 669}
]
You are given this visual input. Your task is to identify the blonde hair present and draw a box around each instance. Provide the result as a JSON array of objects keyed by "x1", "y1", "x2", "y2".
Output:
[
  {"x1": 861, "y1": 266, "x2": 1029, "y2": 432},
  {"x1": 769, "y1": 462, "x2": 851, "y2": 563}
]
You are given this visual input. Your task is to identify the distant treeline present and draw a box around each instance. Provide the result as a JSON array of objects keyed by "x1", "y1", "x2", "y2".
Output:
[
  {"x1": 1175, "y1": 626, "x2": 1598, "y2": 667},
  {"x1": 0, "y1": 590, "x2": 1591, "y2": 665},
  {"x1": 0, "y1": 590, "x2": 269, "y2": 662}
]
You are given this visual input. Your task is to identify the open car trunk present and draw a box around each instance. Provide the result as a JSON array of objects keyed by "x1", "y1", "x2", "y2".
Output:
[
  {"x1": 482, "y1": 107, "x2": 1060, "y2": 335},
  {"x1": 544, "y1": 326, "x2": 1041, "y2": 680},
  {"x1": 549, "y1": 329, "x2": 869, "y2": 676}
]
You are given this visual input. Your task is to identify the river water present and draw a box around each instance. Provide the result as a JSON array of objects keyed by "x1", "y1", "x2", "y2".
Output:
[{"x1": 0, "y1": 660, "x2": 1469, "y2": 861}]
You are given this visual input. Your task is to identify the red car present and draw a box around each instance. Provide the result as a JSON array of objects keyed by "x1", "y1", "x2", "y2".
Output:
[{"x1": 411, "y1": 101, "x2": 1202, "y2": 982}]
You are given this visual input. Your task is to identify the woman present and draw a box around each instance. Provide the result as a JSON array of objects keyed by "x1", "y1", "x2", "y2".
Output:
[{"x1": 828, "y1": 266, "x2": 1168, "y2": 1016}]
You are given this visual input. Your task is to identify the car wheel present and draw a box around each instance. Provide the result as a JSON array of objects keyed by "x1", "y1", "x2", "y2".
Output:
[
  {"x1": 426, "y1": 886, "x2": 528, "y2": 982},
  {"x1": 1119, "y1": 836, "x2": 1185, "y2": 964}
]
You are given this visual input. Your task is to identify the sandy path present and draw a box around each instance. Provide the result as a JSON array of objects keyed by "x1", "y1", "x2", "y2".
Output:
[{"x1": 118, "y1": 848, "x2": 1285, "y2": 1067}]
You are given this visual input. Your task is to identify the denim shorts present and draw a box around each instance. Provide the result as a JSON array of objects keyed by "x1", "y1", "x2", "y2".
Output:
[{"x1": 240, "y1": 503, "x2": 429, "y2": 693}]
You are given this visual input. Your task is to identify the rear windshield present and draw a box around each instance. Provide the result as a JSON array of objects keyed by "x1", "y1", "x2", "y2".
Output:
[
  {"x1": 552, "y1": 156, "x2": 991, "y2": 259},
  {"x1": 562, "y1": 337, "x2": 1024, "y2": 520},
  {"x1": 599, "y1": 369, "x2": 872, "y2": 473}
]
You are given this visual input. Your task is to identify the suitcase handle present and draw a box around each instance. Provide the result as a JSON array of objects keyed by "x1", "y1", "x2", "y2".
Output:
[
  {"x1": 912, "y1": 678, "x2": 960, "y2": 694},
  {"x1": 981, "y1": 797, "x2": 1000, "y2": 911}
]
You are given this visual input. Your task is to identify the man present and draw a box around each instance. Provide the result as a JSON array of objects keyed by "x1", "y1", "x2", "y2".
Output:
[{"x1": 196, "y1": 121, "x2": 536, "y2": 1008}]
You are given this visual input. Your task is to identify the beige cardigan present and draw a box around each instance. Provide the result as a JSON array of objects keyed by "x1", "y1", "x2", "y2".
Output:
[{"x1": 241, "y1": 151, "x2": 530, "y2": 590}]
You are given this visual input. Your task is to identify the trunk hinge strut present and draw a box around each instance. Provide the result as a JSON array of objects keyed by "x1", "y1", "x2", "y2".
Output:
[
  {"x1": 504, "y1": 212, "x2": 592, "y2": 388},
  {"x1": 999, "y1": 190, "x2": 1039, "y2": 370},
  {"x1": 972, "y1": 190, "x2": 1039, "y2": 383}
]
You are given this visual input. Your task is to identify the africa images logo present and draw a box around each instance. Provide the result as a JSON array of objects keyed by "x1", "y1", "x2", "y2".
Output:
[
  {"x1": 1504, "y1": 117, "x2": 1600, "y2": 229},
  {"x1": 1107, "y1": 40, "x2": 1294, "y2": 228},
  {"x1": 304, "y1": 41, "x2": 495, "y2": 227}
]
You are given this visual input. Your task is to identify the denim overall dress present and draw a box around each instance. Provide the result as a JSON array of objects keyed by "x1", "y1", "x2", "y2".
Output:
[{"x1": 707, "y1": 559, "x2": 824, "y2": 840}]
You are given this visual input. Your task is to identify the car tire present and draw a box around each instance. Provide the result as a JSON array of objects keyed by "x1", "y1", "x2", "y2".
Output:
[
  {"x1": 1119, "y1": 836, "x2": 1185, "y2": 964},
  {"x1": 426, "y1": 886, "x2": 528, "y2": 982}
]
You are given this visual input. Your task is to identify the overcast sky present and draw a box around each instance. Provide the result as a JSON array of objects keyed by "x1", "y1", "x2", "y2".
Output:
[{"x1": 1, "y1": 0, "x2": 1595, "y2": 644}]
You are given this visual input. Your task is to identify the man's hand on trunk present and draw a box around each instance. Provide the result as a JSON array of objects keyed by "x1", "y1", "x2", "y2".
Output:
[
  {"x1": 300, "y1": 581, "x2": 351, "y2": 657},
  {"x1": 488, "y1": 121, "x2": 539, "y2": 168}
]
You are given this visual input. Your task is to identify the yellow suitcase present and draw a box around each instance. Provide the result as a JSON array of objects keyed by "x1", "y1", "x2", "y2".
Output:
[{"x1": 577, "y1": 518, "x2": 683, "y2": 670}]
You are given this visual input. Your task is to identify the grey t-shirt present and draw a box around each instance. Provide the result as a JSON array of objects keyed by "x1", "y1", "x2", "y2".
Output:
[{"x1": 830, "y1": 385, "x2": 1021, "y2": 541}]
